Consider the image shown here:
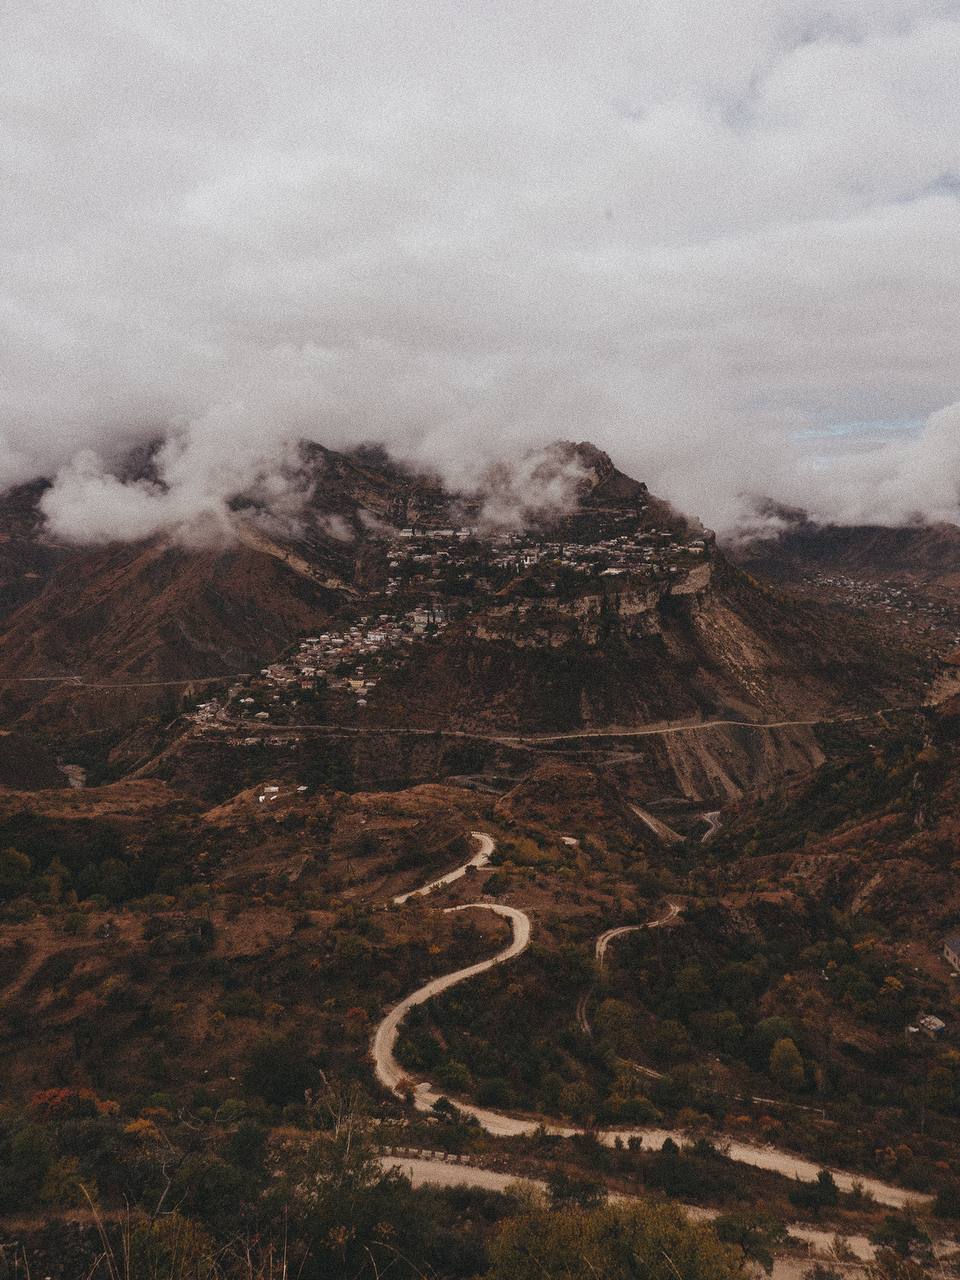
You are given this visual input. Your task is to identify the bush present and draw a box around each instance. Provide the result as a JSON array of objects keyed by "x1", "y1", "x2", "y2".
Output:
[
  {"x1": 243, "y1": 1034, "x2": 316, "y2": 1107},
  {"x1": 789, "y1": 1170, "x2": 840, "y2": 1215},
  {"x1": 487, "y1": 1201, "x2": 746, "y2": 1280}
]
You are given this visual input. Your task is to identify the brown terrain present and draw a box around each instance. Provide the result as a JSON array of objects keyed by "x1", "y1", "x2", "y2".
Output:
[{"x1": 4, "y1": 441, "x2": 960, "y2": 1275}]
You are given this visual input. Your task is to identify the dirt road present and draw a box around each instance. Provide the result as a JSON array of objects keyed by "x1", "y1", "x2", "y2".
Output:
[
  {"x1": 377, "y1": 1153, "x2": 932, "y2": 1279},
  {"x1": 596, "y1": 900, "x2": 682, "y2": 967},
  {"x1": 578, "y1": 900, "x2": 681, "y2": 1034},
  {"x1": 373, "y1": 856, "x2": 926, "y2": 1208},
  {"x1": 372, "y1": 901, "x2": 531, "y2": 1099},
  {"x1": 494, "y1": 705, "x2": 921, "y2": 745},
  {"x1": 701, "y1": 810, "x2": 722, "y2": 842},
  {"x1": 393, "y1": 831, "x2": 494, "y2": 905}
]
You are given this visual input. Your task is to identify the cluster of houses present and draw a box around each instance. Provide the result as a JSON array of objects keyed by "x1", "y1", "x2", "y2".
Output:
[
  {"x1": 382, "y1": 522, "x2": 711, "y2": 593},
  {"x1": 250, "y1": 606, "x2": 449, "y2": 709},
  {"x1": 805, "y1": 573, "x2": 960, "y2": 647},
  {"x1": 190, "y1": 514, "x2": 713, "y2": 729}
]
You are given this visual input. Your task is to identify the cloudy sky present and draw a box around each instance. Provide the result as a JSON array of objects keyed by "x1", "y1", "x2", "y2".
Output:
[{"x1": 3, "y1": 0, "x2": 960, "y2": 539}]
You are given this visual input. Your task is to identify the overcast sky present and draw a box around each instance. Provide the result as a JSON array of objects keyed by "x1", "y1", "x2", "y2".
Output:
[{"x1": 3, "y1": 0, "x2": 960, "y2": 540}]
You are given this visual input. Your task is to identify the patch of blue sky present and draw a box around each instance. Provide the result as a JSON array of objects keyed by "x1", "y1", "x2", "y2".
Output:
[{"x1": 793, "y1": 418, "x2": 924, "y2": 441}]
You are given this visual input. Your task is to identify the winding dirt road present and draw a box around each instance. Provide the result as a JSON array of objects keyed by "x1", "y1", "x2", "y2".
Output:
[
  {"x1": 393, "y1": 831, "x2": 494, "y2": 905},
  {"x1": 596, "y1": 900, "x2": 682, "y2": 969},
  {"x1": 373, "y1": 834, "x2": 928, "y2": 1209},
  {"x1": 578, "y1": 901, "x2": 682, "y2": 1036},
  {"x1": 701, "y1": 810, "x2": 722, "y2": 842},
  {"x1": 377, "y1": 1154, "x2": 919, "y2": 1280},
  {"x1": 372, "y1": 901, "x2": 530, "y2": 1100}
]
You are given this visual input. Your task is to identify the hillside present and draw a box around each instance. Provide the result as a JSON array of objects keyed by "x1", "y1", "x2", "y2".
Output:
[
  {"x1": 1, "y1": 456, "x2": 959, "y2": 1276},
  {"x1": 733, "y1": 509, "x2": 960, "y2": 585},
  {"x1": 0, "y1": 480, "x2": 67, "y2": 624},
  {"x1": 0, "y1": 538, "x2": 349, "y2": 739},
  {"x1": 0, "y1": 441, "x2": 934, "y2": 809},
  {"x1": 0, "y1": 540, "x2": 345, "y2": 682},
  {"x1": 366, "y1": 553, "x2": 926, "y2": 734},
  {"x1": 0, "y1": 439, "x2": 641, "y2": 689}
]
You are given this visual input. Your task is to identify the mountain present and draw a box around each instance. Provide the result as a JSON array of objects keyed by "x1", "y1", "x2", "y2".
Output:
[
  {"x1": 0, "y1": 536, "x2": 350, "y2": 737},
  {"x1": 0, "y1": 439, "x2": 661, "y2": 695},
  {"x1": 732, "y1": 506, "x2": 960, "y2": 585},
  {"x1": 0, "y1": 443, "x2": 930, "y2": 756},
  {"x1": 0, "y1": 539, "x2": 345, "y2": 681},
  {"x1": 0, "y1": 480, "x2": 68, "y2": 624},
  {"x1": 5, "y1": 443, "x2": 960, "y2": 1276},
  {"x1": 366, "y1": 538, "x2": 925, "y2": 735}
]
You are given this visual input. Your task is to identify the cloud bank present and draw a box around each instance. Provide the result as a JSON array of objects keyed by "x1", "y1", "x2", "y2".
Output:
[{"x1": 3, "y1": 0, "x2": 960, "y2": 539}]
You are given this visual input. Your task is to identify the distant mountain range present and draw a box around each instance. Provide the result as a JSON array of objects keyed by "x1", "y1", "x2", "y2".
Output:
[{"x1": 731, "y1": 503, "x2": 960, "y2": 584}]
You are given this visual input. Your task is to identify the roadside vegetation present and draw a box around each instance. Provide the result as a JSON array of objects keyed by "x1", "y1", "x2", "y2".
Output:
[{"x1": 4, "y1": 707, "x2": 960, "y2": 1275}]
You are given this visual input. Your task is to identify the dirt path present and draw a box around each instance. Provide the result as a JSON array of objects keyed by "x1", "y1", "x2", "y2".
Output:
[
  {"x1": 578, "y1": 907, "x2": 680, "y2": 1039},
  {"x1": 377, "y1": 1153, "x2": 934, "y2": 1280},
  {"x1": 0, "y1": 675, "x2": 244, "y2": 688},
  {"x1": 580, "y1": 901, "x2": 678, "y2": 1065},
  {"x1": 380, "y1": 1153, "x2": 536, "y2": 1195},
  {"x1": 701, "y1": 810, "x2": 722, "y2": 842},
  {"x1": 372, "y1": 856, "x2": 927, "y2": 1209},
  {"x1": 393, "y1": 831, "x2": 494, "y2": 905},
  {"x1": 372, "y1": 901, "x2": 531, "y2": 1100},
  {"x1": 596, "y1": 900, "x2": 682, "y2": 967},
  {"x1": 575, "y1": 993, "x2": 591, "y2": 1035},
  {"x1": 493, "y1": 706, "x2": 921, "y2": 745},
  {"x1": 197, "y1": 698, "x2": 924, "y2": 751}
]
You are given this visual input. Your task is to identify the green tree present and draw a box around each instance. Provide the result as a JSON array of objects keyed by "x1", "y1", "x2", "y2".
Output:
[
  {"x1": 872, "y1": 1214, "x2": 930, "y2": 1259},
  {"x1": 243, "y1": 1034, "x2": 315, "y2": 1107},
  {"x1": 0, "y1": 847, "x2": 31, "y2": 900},
  {"x1": 752, "y1": 1016, "x2": 795, "y2": 1057},
  {"x1": 129, "y1": 1212, "x2": 218, "y2": 1279},
  {"x1": 789, "y1": 1170, "x2": 840, "y2": 1215},
  {"x1": 769, "y1": 1037, "x2": 805, "y2": 1091},
  {"x1": 278, "y1": 1085, "x2": 429, "y2": 1279},
  {"x1": 546, "y1": 1169, "x2": 607, "y2": 1209},
  {"x1": 714, "y1": 1211, "x2": 788, "y2": 1274},
  {"x1": 673, "y1": 963, "x2": 711, "y2": 1013},
  {"x1": 715, "y1": 1010, "x2": 745, "y2": 1054},
  {"x1": 0, "y1": 1123, "x2": 55, "y2": 1210}
]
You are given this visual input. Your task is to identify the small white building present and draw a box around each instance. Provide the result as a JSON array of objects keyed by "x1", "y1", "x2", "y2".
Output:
[{"x1": 917, "y1": 1013, "x2": 946, "y2": 1038}]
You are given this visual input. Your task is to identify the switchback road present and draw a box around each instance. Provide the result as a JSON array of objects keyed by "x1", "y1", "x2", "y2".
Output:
[
  {"x1": 375, "y1": 840, "x2": 928, "y2": 1208},
  {"x1": 393, "y1": 831, "x2": 494, "y2": 905}
]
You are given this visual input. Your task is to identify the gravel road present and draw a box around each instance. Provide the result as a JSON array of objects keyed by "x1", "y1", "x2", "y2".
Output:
[{"x1": 372, "y1": 835, "x2": 929, "y2": 1210}]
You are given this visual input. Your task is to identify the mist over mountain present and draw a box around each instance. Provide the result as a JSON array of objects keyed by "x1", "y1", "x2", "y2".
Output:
[{"x1": 4, "y1": 0, "x2": 960, "y2": 539}]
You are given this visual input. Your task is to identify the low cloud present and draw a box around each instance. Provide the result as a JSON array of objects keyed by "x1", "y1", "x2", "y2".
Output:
[
  {"x1": 39, "y1": 404, "x2": 310, "y2": 546},
  {"x1": 4, "y1": 0, "x2": 960, "y2": 538},
  {"x1": 471, "y1": 449, "x2": 594, "y2": 533}
]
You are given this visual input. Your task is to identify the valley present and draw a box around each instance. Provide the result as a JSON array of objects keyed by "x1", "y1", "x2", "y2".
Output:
[{"x1": 1, "y1": 443, "x2": 959, "y2": 1279}]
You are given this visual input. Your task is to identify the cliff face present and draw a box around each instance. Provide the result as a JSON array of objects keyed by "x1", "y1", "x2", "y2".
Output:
[
  {"x1": 468, "y1": 563, "x2": 714, "y2": 648},
  {"x1": 369, "y1": 548, "x2": 924, "y2": 736}
]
